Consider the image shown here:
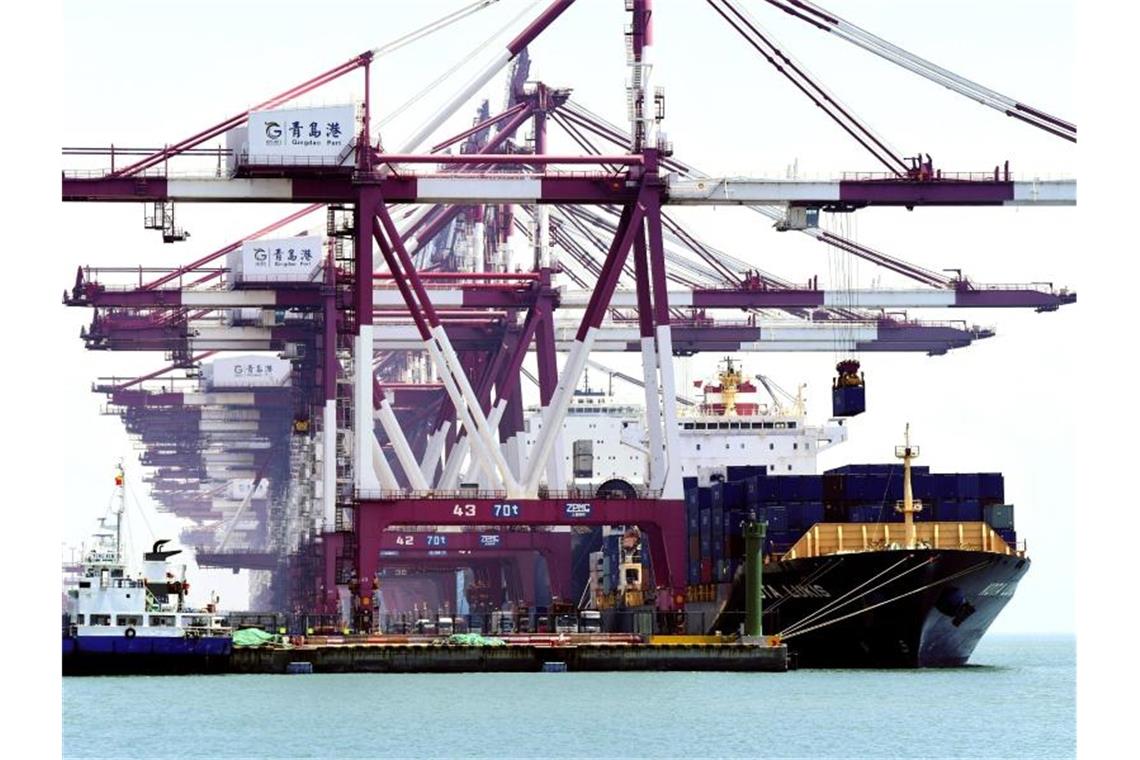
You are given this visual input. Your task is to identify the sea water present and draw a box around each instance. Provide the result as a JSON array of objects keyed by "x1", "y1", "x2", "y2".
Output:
[{"x1": 62, "y1": 634, "x2": 1074, "y2": 759}]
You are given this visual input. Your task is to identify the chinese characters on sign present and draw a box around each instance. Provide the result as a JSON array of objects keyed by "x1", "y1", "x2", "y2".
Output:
[
  {"x1": 247, "y1": 105, "x2": 355, "y2": 158},
  {"x1": 232, "y1": 235, "x2": 324, "y2": 283}
]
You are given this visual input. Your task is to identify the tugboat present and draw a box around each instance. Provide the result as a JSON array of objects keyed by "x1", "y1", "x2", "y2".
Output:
[{"x1": 62, "y1": 464, "x2": 232, "y2": 675}]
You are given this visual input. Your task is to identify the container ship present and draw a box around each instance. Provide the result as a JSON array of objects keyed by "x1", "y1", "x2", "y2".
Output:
[{"x1": 568, "y1": 360, "x2": 1026, "y2": 667}]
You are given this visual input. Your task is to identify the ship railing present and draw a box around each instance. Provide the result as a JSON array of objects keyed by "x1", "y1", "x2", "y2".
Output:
[{"x1": 783, "y1": 521, "x2": 1021, "y2": 559}]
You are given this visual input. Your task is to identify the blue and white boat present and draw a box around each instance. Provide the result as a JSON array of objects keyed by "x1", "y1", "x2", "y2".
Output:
[{"x1": 63, "y1": 464, "x2": 232, "y2": 675}]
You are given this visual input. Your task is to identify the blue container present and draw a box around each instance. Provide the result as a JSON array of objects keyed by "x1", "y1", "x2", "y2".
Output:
[
  {"x1": 934, "y1": 500, "x2": 959, "y2": 521},
  {"x1": 767, "y1": 505, "x2": 788, "y2": 532},
  {"x1": 984, "y1": 503, "x2": 1014, "y2": 530},
  {"x1": 723, "y1": 481, "x2": 746, "y2": 510},
  {"x1": 727, "y1": 465, "x2": 765, "y2": 484},
  {"x1": 699, "y1": 507, "x2": 712, "y2": 559},
  {"x1": 711, "y1": 508, "x2": 724, "y2": 563},
  {"x1": 958, "y1": 475, "x2": 980, "y2": 499},
  {"x1": 683, "y1": 476, "x2": 699, "y2": 493},
  {"x1": 710, "y1": 482, "x2": 724, "y2": 510},
  {"x1": 979, "y1": 473, "x2": 1004, "y2": 501},
  {"x1": 823, "y1": 473, "x2": 845, "y2": 501},
  {"x1": 959, "y1": 501, "x2": 983, "y2": 522},
  {"x1": 801, "y1": 477, "x2": 824, "y2": 500},
  {"x1": 997, "y1": 528, "x2": 1017, "y2": 546},
  {"x1": 801, "y1": 501, "x2": 825, "y2": 527},
  {"x1": 832, "y1": 384, "x2": 866, "y2": 417},
  {"x1": 911, "y1": 474, "x2": 933, "y2": 501},
  {"x1": 688, "y1": 559, "x2": 700, "y2": 586}
]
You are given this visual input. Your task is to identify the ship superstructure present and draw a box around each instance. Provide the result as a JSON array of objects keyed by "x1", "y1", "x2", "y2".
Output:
[{"x1": 521, "y1": 359, "x2": 846, "y2": 491}]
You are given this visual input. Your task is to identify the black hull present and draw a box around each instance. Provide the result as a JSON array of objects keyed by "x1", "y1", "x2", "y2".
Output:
[
  {"x1": 62, "y1": 637, "x2": 232, "y2": 676},
  {"x1": 708, "y1": 549, "x2": 1028, "y2": 667}
]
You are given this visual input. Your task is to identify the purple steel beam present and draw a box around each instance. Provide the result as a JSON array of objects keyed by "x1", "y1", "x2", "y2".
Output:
[
  {"x1": 401, "y1": 104, "x2": 537, "y2": 254},
  {"x1": 374, "y1": 153, "x2": 642, "y2": 167},
  {"x1": 112, "y1": 352, "x2": 216, "y2": 390},
  {"x1": 507, "y1": 0, "x2": 576, "y2": 56},
  {"x1": 355, "y1": 188, "x2": 382, "y2": 331},
  {"x1": 429, "y1": 102, "x2": 529, "y2": 153},
  {"x1": 576, "y1": 194, "x2": 649, "y2": 340},
  {"x1": 355, "y1": 496, "x2": 687, "y2": 607},
  {"x1": 143, "y1": 204, "x2": 324, "y2": 290},
  {"x1": 64, "y1": 172, "x2": 1039, "y2": 207}
]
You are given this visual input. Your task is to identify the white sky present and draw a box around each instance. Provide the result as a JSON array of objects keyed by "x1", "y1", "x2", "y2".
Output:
[{"x1": 7, "y1": 0, "x2": 1136, "y2": 755}]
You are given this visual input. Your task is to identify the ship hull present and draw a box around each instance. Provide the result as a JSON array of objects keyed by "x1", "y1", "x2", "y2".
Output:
[
  {"x1": 709, "y1": 548, "x2": 1028, "y2": 667},
  {"x1": 62, "y1": 635, "x2": 232, "y2": 675}
]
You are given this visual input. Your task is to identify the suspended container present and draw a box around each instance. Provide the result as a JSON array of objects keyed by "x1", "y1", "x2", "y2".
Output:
[{"x1": 831, "y1": 359, "x2": 866, "y2": 417}]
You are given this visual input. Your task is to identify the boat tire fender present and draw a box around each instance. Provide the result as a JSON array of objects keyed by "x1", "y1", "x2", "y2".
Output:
[{"x1": 124, "y1": 627, "x2": 136, "y2": 639}]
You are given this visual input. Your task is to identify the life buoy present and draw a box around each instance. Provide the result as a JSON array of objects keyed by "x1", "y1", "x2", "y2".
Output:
[{"x1": 124, "y1": 627, "x2": 137, "y2": 639}]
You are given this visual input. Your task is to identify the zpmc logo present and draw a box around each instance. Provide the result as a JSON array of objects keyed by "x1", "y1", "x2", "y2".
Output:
[{"x1": 564, "y1": 503, "x2": 592, "y2": 518}]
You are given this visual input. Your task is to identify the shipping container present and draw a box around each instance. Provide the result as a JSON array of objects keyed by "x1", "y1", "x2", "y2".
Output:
[
  {"x1": 984, "y1": 504, "x2": 1015, "y2": 531},
  {"x1": 727, "y1": 465, "x2": 766, "y2": 483},
  {"x1": 699, "y1": 559, "x2": 712, "y2": 584},
  {"x1": 832, "y1": 383, "x2": 866, "y2": 417},
  {"x1": 767, "y1": 505, "x2": 788, "y2": 532},
  {"x1": 823, "y1": 473, "x2": 845, "y2": 501},
  {"x1": 688, "y1": 560, "x2": 700, "y2": 586},
  {"x1": 959, "y1": 501, "x2": 983, "y2": 522},
  {"x1": 979, "y1": 473, "x2": 1004, "y2": 502},
  {"x1": 827, "y1": 464, "x2": 929, "y2": 476},
  {"x1": 934, "y1": 500, "x2": 959, "y2": 521},
  {"x1": 801, "y1": 501, "x2": 825, "y2": 528}
]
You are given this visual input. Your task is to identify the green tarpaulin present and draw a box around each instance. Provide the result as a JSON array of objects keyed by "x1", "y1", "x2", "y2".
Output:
[
  {"x1": 232, "y1": 628, "x2": 278, "y2": 648},
  {"x1": 445, "y1": 633, "x2": 506, "y2": 647}
]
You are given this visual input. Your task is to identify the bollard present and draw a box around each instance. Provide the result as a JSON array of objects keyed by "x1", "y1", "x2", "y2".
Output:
[{"x1": 744, "y1": 518, "x2": 767, "y2": 638}]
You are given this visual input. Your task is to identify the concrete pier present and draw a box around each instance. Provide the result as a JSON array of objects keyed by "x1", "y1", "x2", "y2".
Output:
[{"x1": 229, "y1": 642, "x2": 788, "y2": 674}]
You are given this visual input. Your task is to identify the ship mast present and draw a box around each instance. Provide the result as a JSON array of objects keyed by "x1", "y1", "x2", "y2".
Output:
[
  {"x1": 894, "y1": 424, "x2": 922, "y2": 549},
  {"x1": 113, "y1": 461, "x2": 126, "y2": 564},
  {"x1": 720, "y1": 357, "x2": 741, "y2": 416}
]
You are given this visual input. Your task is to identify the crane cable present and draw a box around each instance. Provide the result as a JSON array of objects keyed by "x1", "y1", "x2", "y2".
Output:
[
  {"x1": 377, "y1": 1, "x2": 540, "y2": 129},
  {"x1": 372, "y1": 0, "x2": 511, "y2": 59}
]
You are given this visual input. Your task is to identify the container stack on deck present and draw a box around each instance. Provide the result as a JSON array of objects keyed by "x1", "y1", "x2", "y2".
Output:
[{"x1": 682, "y1": 465, "x2": 1016, "y2": 587}]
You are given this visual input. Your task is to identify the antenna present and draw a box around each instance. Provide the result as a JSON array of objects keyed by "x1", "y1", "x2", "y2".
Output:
[{"x1": 113, "y1": 460, "x2": 126, "y2": 564}]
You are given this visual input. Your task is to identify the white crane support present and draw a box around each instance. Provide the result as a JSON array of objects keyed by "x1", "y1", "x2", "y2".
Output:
[
  {"x1": 375, "y1": 392, "x2": 430, "y2": 491},
  {"x1": 419, "y1": 421, "x2": 451, "y2": 483}
]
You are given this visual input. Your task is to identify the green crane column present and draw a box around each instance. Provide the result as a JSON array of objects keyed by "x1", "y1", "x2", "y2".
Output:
[{"x1": 744, "y1": 519, "x2": 767, "y2": 638}]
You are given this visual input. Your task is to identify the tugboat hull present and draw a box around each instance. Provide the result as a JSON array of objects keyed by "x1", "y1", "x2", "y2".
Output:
[{"x1": 62, "y1": 636, "x2": 232, "y2": 675}]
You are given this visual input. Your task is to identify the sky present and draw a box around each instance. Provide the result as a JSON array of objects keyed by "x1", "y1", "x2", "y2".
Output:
[{"x1": 7, "y1": 0, "x2": 1136, "y2": 755}]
